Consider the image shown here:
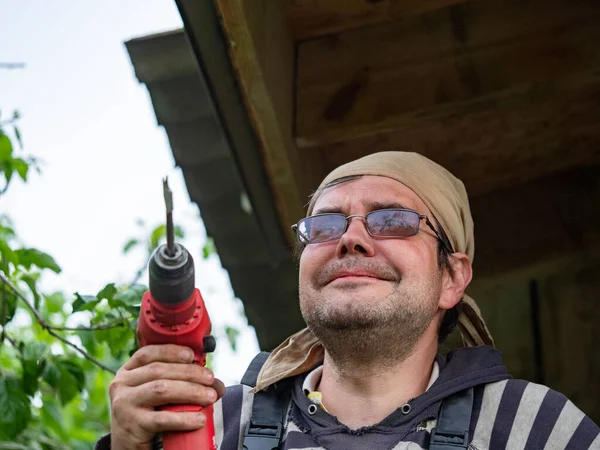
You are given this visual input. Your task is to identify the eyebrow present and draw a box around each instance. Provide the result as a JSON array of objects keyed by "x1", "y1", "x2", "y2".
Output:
[{"x1": 312, "y1": 201, "x2": 417, "y2": 215}]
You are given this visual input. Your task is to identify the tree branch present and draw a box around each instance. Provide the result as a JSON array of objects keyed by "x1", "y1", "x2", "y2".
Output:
[
  {"x1": 0, "y1": 177, "x2": 12, "y2": 196},
  {"x1": 50, "y1": 322, "x2": 128, "y2": 331},
  {"x1": 45, "y1": 327, "x2": 115, "y2": 374},
  {"x1": 0, "y1": 271, "x2": 116, "y2": 374},
  {"x1": 0, "y1": 62, "x2": 26, "y2": 70},
  {"x1": 3, "y1": 332, "x2": 18, "y2": 350}
]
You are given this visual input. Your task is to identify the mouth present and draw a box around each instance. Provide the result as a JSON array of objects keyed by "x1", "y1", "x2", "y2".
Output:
[{"x1": 328, "y1": 270, "x2": 389, "y2": 284}]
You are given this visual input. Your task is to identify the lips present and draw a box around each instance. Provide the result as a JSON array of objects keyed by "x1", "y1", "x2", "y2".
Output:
[{"x1": 328, "y1": 269, "x2": 388, "y2": 284}]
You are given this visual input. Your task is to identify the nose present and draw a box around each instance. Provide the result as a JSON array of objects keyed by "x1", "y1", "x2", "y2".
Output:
[{"x1": 336, "y1": 215, "x2": 376, "y2": 257}]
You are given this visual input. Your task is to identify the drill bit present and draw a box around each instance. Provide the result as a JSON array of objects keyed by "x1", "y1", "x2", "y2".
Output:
[{"x1": 163, "y1": 177, "x2": 175, "y2": 257}]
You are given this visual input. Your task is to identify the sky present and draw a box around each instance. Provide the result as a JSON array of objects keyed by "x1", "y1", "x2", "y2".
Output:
[{"x1": 0, "y1": 0, "x2": 259, "y2": 385}]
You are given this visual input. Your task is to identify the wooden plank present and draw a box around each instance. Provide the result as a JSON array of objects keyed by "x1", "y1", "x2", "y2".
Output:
[
  {"x1": 286, "y1": 0, "x2": 469, "y2": 41},
  {"x1": 296, "y1": 0, "x2": 600, "y2": 148},
  {"x1": 318, "y1": 82, "x2": 600, "y2": 197},
  {"x1": 210, "y1": 0, "x2": 322, "y2": 236}
]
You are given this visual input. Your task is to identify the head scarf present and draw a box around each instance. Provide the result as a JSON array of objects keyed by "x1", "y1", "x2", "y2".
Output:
[{"x1": 253, "y1": 151, "x2": 494, "y2": 391}]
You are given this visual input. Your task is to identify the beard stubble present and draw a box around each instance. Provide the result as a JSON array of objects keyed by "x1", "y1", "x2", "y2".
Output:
[{"x1": 300, "y1": 258, "x2": 442, "y2": 373}]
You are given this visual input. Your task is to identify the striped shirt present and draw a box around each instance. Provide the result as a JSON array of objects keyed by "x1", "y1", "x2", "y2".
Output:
[
  {"x1": 214, "y1": 347, "x2": 599, "y2": 450},
  {"x1": 95, "y1": 347, "x2": 599, "y2": 449}
]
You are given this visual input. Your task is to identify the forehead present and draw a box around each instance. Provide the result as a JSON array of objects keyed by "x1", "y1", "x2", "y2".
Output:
[{"x1": 312, "y1": 175, "x2": 429, "y2": 214}]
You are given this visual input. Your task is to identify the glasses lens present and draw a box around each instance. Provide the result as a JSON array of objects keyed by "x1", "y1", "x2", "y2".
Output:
[
  {"x1": 367, "y1": 209, "x2": 420, "y2": 237},
  {"x1": 297, "y1": 214, "x2": 346, "y2": 243}
]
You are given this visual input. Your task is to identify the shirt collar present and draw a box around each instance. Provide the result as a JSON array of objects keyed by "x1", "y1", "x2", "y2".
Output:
[{"x1": 302, "y1": 361, "x2": 440, "y2": 395}]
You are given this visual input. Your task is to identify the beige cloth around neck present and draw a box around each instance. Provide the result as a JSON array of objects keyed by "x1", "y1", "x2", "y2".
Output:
[{"x1": 253, "y1": 151, "x2": 494, "y2": 392}]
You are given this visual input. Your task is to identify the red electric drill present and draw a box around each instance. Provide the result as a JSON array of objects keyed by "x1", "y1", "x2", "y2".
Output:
[{"x1": 137, "y1": 178, "x2": 217, "y2": 450}]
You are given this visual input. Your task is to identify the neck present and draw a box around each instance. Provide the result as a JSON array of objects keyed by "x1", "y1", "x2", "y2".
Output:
[{"x1": 317, "y1": 325, "x2": 439, "y2": 429}]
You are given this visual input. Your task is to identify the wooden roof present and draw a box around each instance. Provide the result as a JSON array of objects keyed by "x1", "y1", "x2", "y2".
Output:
[{"x1": 127, "y1": 0, "x2": 600, "y2": 351}]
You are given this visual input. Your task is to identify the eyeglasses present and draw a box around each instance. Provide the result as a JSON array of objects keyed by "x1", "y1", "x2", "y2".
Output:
[{"x1": 291, "y1": 208, "x2": 453, "y2": 251}]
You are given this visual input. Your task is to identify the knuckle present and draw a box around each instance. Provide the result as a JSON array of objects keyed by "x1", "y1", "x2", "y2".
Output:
[
  {"x1": 152, "y1": 412, "x2": 171, "y2": 430},
  {"x1": 146, "y1": 361, "x2": 162, "y2": 378},
  {"x1": 110, "y1": 394, "x2": 129, "y2": 418},
  {"x1": 108, "y1": 378, "x2": 123, "y2": 400},
  {"x1": 134, "y1": 347, "x2": 151, "y2": 365},
  {"x1": 151, "y1": 380, "x2": 169, "y2": 398}
]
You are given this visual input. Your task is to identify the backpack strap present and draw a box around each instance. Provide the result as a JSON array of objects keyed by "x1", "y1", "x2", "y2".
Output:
[
  {"x1": 429, "y1": 387, "x2": 474, "y2": 450},
  {"x1": 241, "y1": 352, "x2": 290, "y2": 450}
]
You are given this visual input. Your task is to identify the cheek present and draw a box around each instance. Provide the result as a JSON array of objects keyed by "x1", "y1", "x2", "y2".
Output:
[
  {"x1": 299, "y1": 244, "x2": 331, "y2": 286},
  {"x1": 379, "y1": 240, "x2": 438, "y2": 275}
]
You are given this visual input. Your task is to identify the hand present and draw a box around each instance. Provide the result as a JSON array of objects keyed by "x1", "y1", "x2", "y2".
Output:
[{"x1": 109, "y1": 344, "x2": 226, "y2": 450}]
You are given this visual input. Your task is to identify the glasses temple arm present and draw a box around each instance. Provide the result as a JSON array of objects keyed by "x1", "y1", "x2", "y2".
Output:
[{"x1": 422, "y1": 216, "x2": 455, "y2": 254}]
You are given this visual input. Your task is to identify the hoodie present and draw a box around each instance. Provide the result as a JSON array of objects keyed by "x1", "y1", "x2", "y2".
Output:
[{"x1": 213, "y1": 346, "x2": 599, "y2": 450}]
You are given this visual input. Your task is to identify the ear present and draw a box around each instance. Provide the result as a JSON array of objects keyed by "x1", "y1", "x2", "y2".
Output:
[{"x1": 439, "y1": 252, "x2": 472, "y2": 311}]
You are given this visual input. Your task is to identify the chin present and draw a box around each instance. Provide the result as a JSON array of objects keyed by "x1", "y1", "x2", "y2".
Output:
[{"x1": 324, "y1": 283, "x2": 393, "y2": 303}]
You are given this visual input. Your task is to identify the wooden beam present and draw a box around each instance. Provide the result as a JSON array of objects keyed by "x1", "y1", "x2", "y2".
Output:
[
  {"x1": 296, "y1": 0, "x2": 600, "y2": 148},
  {"x1": 286, "y1": 0, "x2": 470, "y2": 41},
  {"x1": 318, "y1": 81, "x2": 600, "y2": 197},
  {"x1": 210, "y1": 0, "x2": 322, "y2": 237}
]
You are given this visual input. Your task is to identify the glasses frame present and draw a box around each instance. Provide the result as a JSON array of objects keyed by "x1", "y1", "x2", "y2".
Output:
[{"x1": 291, "y1": 208, "x2": 454, "y2": 253}]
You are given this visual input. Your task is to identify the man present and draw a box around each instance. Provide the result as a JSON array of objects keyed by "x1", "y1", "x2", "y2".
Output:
[{"x1": 99, "y1": 152, "x2": 599, "y2": 450}]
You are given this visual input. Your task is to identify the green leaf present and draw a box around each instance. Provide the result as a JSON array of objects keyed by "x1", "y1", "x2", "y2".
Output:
[
  {"x1": 110, "y1": 284, "x2": 145, "y2": 308},
  {"x1": 11, "y1": 158, "x2": 28, "y2": 181},
  {"x1": 56, "y1": 369, "x2": 78, "y2": 405},
  {"x1": 57, "y1": 360, "x2": 85, "y2": 392},
  {"x1": 42, "y1": 292, "x2": 64, "y2": 314},
  {"x1": 20, "y1": 274, "x2": 41, "y2": 310},
  {"x1": 40, "y1": 396, "x2": 67, "y2": 441},
  {"x1": 95, "y1": 325, "x2": 133, "y2": 359},
  {"x1": 43, "y1": 359, "x2": 86, "y2": 406},
  {"x1": 13, "y1": 248, "x2": 61, "y2": 273},
  {"x1": 149, "y1": 224, "x2": 166, "y2": 250},
  {"x1": 1, "y1": 289, "x2": 18, "y2": 324},
  {"x1": 202, "y1": 237, "x2": 216, "y2": 259},
  {"x1": 0, "y1": 134, "x2": 12, "y2": 161},
  {"x1": 0, "y1": 221, "x2": 16, "y2": 241},
  {"x1": 97, "y1": 283, "x2": 117, "y2": 302},
  {"x1": 174, "y1": 225, "x2": 185, "y2": 239},
  {"x1": 20, "y1": 342, "x2": 48, "y2": 396},
  {"x1": 122, "y1": 238, "x2": 139, "y2": 254},
  {"x1": 2, "y1": 161, "x2": 14, "y2": 186},
  {"x1": 42, "y1": 360, "x2": 60, "y2": 387},
  {"x1": 76, "y1": 329, "x2": 97, "y2": 355},
  {"x1": 0, "y1": 374, "x2": 32, "y2": 440},
  {"x1": 71, "y1": 293, "x2": 99, "y2": 312},
  {"x1": 13, "y1": 127, "x2": 22, "y2": 149},
  {"x1": 225, "y1": 326, "x2": 240, "y2": 352},
  {"x1": 0, "y1": 240, "x2": 18, "y2": 268},
  {"x1": 0, "y1": 442, "x2": 32, "y2": 449}
]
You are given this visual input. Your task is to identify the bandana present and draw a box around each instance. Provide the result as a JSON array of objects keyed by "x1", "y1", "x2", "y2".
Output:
[{"x1": 253, "y1": 151, "x2": 494, "y2": 392}]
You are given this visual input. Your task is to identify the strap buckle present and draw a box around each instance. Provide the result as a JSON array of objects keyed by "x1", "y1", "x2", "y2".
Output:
[
  {"x1": 429, "y1": 428, "x2": 469, "y2": 450},
  {"x1": 242, "y1": 419, "x2": 282, "y2": 450}
]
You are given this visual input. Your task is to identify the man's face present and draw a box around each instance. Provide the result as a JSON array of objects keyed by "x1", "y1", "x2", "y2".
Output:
[{"x1": 298, "y1": 176, "x2": 446, "y2": 359}]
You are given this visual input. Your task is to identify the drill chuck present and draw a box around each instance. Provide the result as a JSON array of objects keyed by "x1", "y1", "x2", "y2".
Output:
[{"x1": 149, "y1": 243, "x2": 195, "y2": 305}]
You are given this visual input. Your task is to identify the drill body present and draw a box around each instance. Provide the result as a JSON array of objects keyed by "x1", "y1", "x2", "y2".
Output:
[{"x1": 137, "y1": 241, "x2": 217, "y2": 450}]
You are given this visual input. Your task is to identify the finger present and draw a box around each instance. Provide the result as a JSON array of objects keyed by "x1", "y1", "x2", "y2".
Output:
[
  {"x1": 212, "y1": 377, "x2": 226, "y2": 400},
  {"x1": 123, "y1": 362, "x2": 215, "y2": 387},
  {"x1": 132, "y1": 379, "x2": 218, "y2": 408},
  {"x1": 124, "y1": 345, "x2": 194, "y2": 370},
  {"x1": 138, "y1": 409, "x2": 207, "y2": 434}
]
